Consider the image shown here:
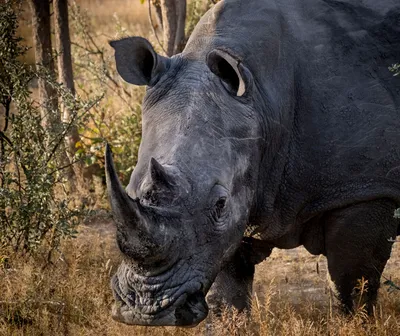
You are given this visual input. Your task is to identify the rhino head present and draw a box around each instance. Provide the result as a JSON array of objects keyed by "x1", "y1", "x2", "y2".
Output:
[{"x1": 107, "y1": 36, "x2": 264, "y2": 326}]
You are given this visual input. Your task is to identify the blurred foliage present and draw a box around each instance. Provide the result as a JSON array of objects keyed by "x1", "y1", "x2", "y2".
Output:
[
  {"x1": 0, "y1": 1, "x2": 88, "y2": 255},
  {"x1": 186, "y1": 0, "x2": 216, "y2": 38},
  {"x1": 69, "y1": 2, "x2": 144, "y2": 185}
]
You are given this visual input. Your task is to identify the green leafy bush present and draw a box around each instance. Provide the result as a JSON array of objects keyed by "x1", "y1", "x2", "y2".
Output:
[{"x1": 0, "y1": 2, "x2": 85, "y2": 254}]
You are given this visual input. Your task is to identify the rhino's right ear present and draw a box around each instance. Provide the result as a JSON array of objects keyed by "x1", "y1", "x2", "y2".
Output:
[{"x1": 109, "y1": 37, "x2": 170, "y2": 86}]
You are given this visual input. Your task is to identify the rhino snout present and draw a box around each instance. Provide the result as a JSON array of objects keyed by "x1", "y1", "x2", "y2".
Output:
[
  {"x1": 111, "y1": 289, "x2": 208, "y2": 326},
  {"x1": 110, "y1": 262, "x2": 209, "y2": 326}
]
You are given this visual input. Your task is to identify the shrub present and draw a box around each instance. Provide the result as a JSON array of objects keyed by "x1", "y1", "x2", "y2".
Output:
[{"x1": 0, "y1": 2, "x2": 86, "y2": 255}]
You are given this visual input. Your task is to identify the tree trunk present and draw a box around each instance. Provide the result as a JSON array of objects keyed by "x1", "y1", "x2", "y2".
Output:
[
  {"x1": 30, "y1": 0, "x2": 76, "y2": 190},
  {"x1": 29, "y1": 0, "x2": 59, "y2": 132},
  {"x1": 54, "y1": 0, "x2": 74, "y2": 96},
  {"x1": 173, "y1": 0, "x2": 186, "y2": 55},
  {"x1": 160, "y1": 0, "x2": 177, "y2": 56},
  {"x1": 159, "y1": 0, "x2": 186, "y2": 56},
  {"x1": 54, "y1": 0, "x2": 82, "y2": 179}
]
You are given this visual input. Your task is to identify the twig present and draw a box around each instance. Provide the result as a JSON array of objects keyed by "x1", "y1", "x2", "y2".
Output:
[
  {"x1": 49, "y1": 158, "x2": 81, "y2": 175},
  {"x1": 74, "y1": 63, "x2": 133, "y2": 108},
  {"x1": 70, "y1": 41, "x2": 103, "y2": 55},
  {"x1": 3, "y1": 96, "x2": 11, "y2": 133},
  {"x1": 148, "y1": 0, "x2": 167, "y2": 55},
  {"x1": 381, "y1": 273, "x2": 400, "y2": 292},
  {"x1": 73, "y1": 62, "x2": 133, "y2": 108},
  {"x1": 0, "y1": 131, "x2": 12, "y2": 147},
  {"x1": 0, "y1": 96, "x2": 12, "y2": 171},
  {"x1": 45, "y1": 95, "x2": 103, "y2": 164}
]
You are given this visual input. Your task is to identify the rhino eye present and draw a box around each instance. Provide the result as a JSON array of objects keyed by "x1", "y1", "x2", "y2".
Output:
[{"x1": 214, "y1": 197, "x2": 227, "y2": 218}]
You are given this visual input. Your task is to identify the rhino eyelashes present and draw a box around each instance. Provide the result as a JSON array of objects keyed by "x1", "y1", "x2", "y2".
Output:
[{"x1": 215, "y1": 197, "x2": 227, "y2": 217}]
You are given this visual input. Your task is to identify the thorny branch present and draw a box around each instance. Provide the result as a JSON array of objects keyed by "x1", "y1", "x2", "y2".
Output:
[
  {"x1": 1, "y1": 96, "x2": 12, "y2": 188},
  {"x1": 73, "y1": 63, "x2": 133, "y2": 110},
  {"x1": 50, "y1": 158, "x2": 81, "y2": 176},
  {"x1": 148, "y1": 0, "x2": 168, "y2": 55},
  {"x1": 70, "y1": 6, "x2": 133, "y2": 100},
  {"x1": 46, "y1": 93, "x2": 104, "y2": 165},
  {"x1": 0, "y1": 131, "x2": 12, "y2": 147},
  {"x1": 0, "y1": 96, "x2": 12, "y2": 161},
  {"x1": 382, "y1": 273, "x2": 400, "y2": 292}
]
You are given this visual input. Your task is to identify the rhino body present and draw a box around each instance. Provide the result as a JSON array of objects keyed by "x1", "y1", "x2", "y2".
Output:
[{"x1": 107, "y1": 0, "x2": 400, "y2": 326}]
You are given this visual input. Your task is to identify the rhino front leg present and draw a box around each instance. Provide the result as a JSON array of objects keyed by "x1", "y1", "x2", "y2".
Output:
[
  {"x1": 207, "y1": 238, "x2": 273, "y2": 314},
  {"x1": 207, "y1": 249, "x2": 255, "y2": 314},
  {"x1": 323, "y1": 199, "x2": 398, "y2": 314}
]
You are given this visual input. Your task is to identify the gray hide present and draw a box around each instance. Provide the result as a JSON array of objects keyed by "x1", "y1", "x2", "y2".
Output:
[{"x1": 107, "y1": 0, "x2": 400, "y2": 326}]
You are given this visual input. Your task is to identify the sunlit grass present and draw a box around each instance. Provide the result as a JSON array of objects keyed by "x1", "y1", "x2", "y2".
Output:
[{"x1": 1, "y1": 218, "x2": 400, "y2": 335}]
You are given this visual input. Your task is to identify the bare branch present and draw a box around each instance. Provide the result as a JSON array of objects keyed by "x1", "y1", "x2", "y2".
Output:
[{"x1": 148, "y1": 0, "x2": 168, "y2": 55}]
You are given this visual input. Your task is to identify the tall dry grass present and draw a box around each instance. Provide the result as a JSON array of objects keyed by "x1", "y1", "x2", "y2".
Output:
[{"x1": 1, "y1": 218, "x2": 400, "y2": 335}]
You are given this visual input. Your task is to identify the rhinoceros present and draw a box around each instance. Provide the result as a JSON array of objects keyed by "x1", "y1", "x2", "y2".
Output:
[{"x1": 106, "y1": 0, "x2": 400, "y2": 326}]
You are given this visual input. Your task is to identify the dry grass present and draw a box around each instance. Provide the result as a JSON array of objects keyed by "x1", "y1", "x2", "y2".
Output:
[
  {"x1": 76, "y1": 0, "x2": 149, "y2": 30},
  {"x1": 1, "y1": 217, "x2": 400, "y2": 336}
]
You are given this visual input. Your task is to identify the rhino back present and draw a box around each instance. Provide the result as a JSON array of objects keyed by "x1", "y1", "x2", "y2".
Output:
[
  {"x1": 185, "y1": 0, "x2": 400, "y2": 183},
  {"x1": 289, "y1": 0, "x2": 400, "y2": 185}
]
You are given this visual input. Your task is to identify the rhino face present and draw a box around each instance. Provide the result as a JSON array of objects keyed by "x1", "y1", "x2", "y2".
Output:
[{"x1": 107, "y1": 37, "x2": 263, "y2": 326}]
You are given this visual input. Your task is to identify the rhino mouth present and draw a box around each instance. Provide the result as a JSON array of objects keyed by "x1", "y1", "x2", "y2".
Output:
[{"x1": 110, "y1": 267, "x2": 209, "y2": 326}]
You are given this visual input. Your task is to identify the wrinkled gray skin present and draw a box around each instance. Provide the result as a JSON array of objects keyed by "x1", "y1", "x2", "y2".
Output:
[{"x1": 106, "y1": 0, "x2": 400, "y2": 326}]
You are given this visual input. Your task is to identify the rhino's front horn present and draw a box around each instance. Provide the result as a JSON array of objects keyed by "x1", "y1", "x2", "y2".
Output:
[
  {"x1": 105, "y1": 143, "x2": 141, "y2": 225},
  {"x1": 105, "y1": 145, "x2": 161, "y2": 258}
]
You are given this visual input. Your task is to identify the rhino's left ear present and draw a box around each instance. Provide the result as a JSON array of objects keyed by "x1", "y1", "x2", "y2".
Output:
[
  {"x1": 207, "y1": 49, "x2": 252, "y2": 97},
  {"x1": 109, "y1": 37, "x2": 170, "y2": 86}
]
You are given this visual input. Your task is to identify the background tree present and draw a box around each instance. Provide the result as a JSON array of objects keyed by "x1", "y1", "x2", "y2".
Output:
[
  {"x1": 54, "y1": 0, "x2": 83, "y2": 183},
  {"x1": 0, "y1": 1, "x2": 85, "y2": 255},
  {"x1": 28, "y1": 0, "x2": 59, "y2": 133},
  {"x1": 151, "y1": 0, "x2": 186, "y2": 56}
]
